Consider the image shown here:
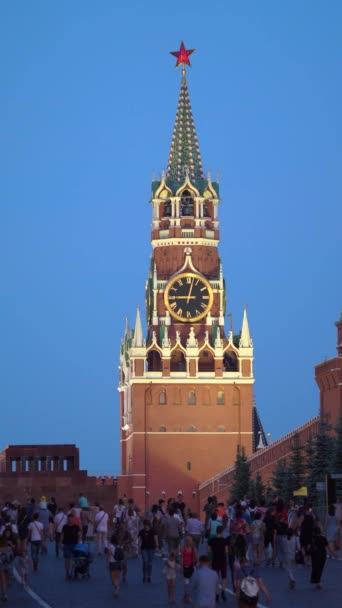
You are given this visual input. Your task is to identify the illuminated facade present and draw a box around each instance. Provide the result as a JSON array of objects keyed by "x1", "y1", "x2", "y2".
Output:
[{"x1": 117, "y1": 44, "x2": 260, "y2": 509}]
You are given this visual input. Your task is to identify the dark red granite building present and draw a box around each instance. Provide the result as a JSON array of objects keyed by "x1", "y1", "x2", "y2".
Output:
[{"x1": 0, "y1": 444, "x2": 117, "y2": 511}]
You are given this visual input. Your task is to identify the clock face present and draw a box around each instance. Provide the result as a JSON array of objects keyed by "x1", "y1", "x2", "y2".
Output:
[{"x1": 164, "y1": 272, "x2": 213, "y2": 322}]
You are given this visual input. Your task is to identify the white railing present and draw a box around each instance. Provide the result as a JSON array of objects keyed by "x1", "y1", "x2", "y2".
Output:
[{"x1": 182, "y1": 229, "x2": 195, "y2": 238}]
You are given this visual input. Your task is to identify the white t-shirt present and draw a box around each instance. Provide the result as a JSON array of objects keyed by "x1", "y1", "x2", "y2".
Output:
[
  {"x1": 94, "y1": 510, "x2": 108, "y2": 532},
  {"x1": 186, "y1": 517, "x2": 203, "y2": 536},
  {"x1": 113, "y1": 505, "x2": 127, "y2": 522},
  {"x1": 54, "y1": 512, "x2": 67, "y2": 533},
  {"x1": 28, "y1": 521, "x2": 44, "y2": 541}
]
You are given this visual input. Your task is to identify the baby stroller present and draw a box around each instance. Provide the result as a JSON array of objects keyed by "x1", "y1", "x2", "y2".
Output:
[{"x1": 71, "y1": 543, "x2": 92, "y2": 579}]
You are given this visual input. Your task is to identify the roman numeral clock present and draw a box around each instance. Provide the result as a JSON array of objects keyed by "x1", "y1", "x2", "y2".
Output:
[
  {"x1": 118, "y1": 41, "x2": 257, "y2": 513},
  {"x1": 164, "y1": 272, "x2": 213, "y2": 322}
]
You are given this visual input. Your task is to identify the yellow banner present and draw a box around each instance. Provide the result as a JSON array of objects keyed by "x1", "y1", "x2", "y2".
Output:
[{"x1": 293, "y1": 486, "x2": 308, "y2": 497}]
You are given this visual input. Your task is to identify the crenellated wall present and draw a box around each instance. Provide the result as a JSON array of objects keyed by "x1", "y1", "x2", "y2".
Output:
[{"x1": 198, "y1": 416, "x2": 320, "y2": 511}]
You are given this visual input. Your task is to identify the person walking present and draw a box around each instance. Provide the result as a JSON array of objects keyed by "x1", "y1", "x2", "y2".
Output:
[
  {"x1": 94, "y1": 506, "x2": 109, "y2": 556},
  {"x1": 310, "y1": 526, "x2": 328, "y2": 590},
  {"x1": 54, "y1": 507, "x2": 67, "y2": 557},
  {"x1": 138, "y1": 519, "x2": 157, "y2": 583},
  {"x1": 60, "y1": 513, "x2": 80, "y2": 579},
  {"x1": 181, "y1": 535, "x2": 197, "y2": 604},
  {"x1": 186, "y1": 512, "x2": 203, "y2": 550},
  {"x1": 0, "y1": 538, "x2": 14, "y2": 602},
  {"x1": 27, "y1": 513, "x2": 44, "y2": 572},
  {"x1": 283, "y1": 528, "x2": 299, "y2": 589},
  {"x1": 80, "y1": 508, "x2": 90, "y2": 543},
  {"x1": 325, "y1": 504, "x2": 339, "y2": 559},
  {"x1": 208, "y1": 524, "x2": 228, "y2": 602},
  {"x1": 250, "y1": 511, "x2": 265, "y2": 565},
  {"x1": 164, "y1": 551, "x2": 177, "y2": 606},
  {"x1": 166, "y1": 508, "x2": 182, "y2": 558},
  {"x1": 106, "y1": 534, "x2": 124, "y2": 597},
  {"x1": 191, "y1": 554, "x2": 218, "y2": 608},
  {"x1": 203, "y1": 497, "x2": 215, "y2": 529},
  {"x1": 235, "y1": 538, "x2": 270, "y2": 607}
]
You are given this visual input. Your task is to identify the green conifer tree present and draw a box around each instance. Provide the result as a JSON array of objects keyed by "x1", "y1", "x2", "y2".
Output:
[
  {"x1": 306, "y1": 419, "x2": 334, "y2": 506},
  {"x1": 271, "y1": 458, "x2": 291, "y2": 503},
  {"x1": 305, "y1": 432, "x2": 317, "y2": 501},
  {"x1": 230, "y1": 446, "x2": 251, "y2": 501},
  {"x1": 333, "y1": 408, "x2": 342, "y2": 495},
  {"x1": 288, "y1": 433, "x2": 306, "y2": 494},
  {"x1": 254, "y1": 472, "x2": 266, "y2": 504}
]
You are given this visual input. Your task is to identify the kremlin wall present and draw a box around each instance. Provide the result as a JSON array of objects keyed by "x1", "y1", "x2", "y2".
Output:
[
  {"x1": 199, "y1": 315, "x2": 342, "y2": 509},
  {"x1": 0, "y1": 315, "x2": 340, "y2": 512}
]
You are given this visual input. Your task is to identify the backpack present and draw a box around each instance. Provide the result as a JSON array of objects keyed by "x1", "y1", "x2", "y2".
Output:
[
  {"x1": 240, "y1": 567, "x2": 259, "y2": 605},
  {"x1": 114, "y1": 546, "x2": 124, "y2": 562}
]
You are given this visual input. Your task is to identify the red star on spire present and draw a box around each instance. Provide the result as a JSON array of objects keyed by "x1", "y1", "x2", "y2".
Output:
[{"x1": 170, "y1": 41, "x2": 195, "y2": 69}]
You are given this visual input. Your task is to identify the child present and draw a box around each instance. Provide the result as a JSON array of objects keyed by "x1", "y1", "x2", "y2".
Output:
[
  {"x1": 283, "y1": 528, "x2": 299, "y2": 589},
  {"x1": 15, "y1": 548, "x2": 32, "y2": 587},
  {"x1": 181, "y1": 536, "x2": 197, "y2": 604},
  {"x1": 106, "y1": 534, "x2": 124, "y2": 597},
  {"x1": 164, "y1": 551, "x2": 177, "y2": 605}
]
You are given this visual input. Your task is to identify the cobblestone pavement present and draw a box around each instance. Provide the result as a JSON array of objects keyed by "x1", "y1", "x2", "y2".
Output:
[{"x1": 8, "y1": 542, "x2": 342, "y2": 608}]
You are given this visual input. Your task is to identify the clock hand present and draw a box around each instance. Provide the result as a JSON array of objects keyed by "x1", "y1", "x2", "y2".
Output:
[
  {"x1": 169, "y1": 296, "x2": 196, "y2": 300},
  {"x1": 186, "y1": 278, "x2": 194, "y2": 304}
]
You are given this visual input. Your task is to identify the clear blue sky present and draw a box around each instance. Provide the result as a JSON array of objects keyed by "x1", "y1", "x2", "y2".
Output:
[{"x1": 1, "y1": 1, "x2": 341, "y2": 474}]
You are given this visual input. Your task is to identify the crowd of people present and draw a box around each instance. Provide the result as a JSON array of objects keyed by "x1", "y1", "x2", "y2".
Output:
[{"x1": 0, "y1": 491, "x2": 340, "y2": 606}]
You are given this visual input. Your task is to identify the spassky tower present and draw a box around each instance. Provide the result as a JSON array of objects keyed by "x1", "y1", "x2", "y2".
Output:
[{"x1": 118, "y1": 44, "x2": 258, "y2": 510}]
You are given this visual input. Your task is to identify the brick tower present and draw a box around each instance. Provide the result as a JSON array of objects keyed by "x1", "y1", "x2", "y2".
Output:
[
  {"x1": 315, "y1": 313, "x2": 342, "y2": 427},
  {"x1": 117, "y1": 44, "x2": 255, "y2": 511}
]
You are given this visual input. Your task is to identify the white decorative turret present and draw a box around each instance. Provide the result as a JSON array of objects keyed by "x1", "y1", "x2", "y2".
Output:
[
  {"x1": 186, "y1": 327, "x2": 198, "y2": 348},
  {"x1": 132, "y1": 306, "x2": 144, "y2": 348},
  {"x1": 239, "y1": 306, "x2": 253, "y2": 348},
  {"x1": 162, "y1": 325, "x2": 171, "y2": 348},
  {"x1": 256, "y1": 434, "x2": 266, "y2": 450},
  {"x1": 124, "y1": 315, "x2": 130, "y2": 339}
]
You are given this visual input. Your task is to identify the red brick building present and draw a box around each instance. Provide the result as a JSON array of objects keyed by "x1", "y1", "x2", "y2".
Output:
[
  {"x1": 117, "y1": 49, "x2": 265, "y2": 511},
  {"x1": 0, "y1": 444, "x2": 117, "y2": 512},
  {"x1": 315, "y1": 315, "x2": 342, "y2": 427}
]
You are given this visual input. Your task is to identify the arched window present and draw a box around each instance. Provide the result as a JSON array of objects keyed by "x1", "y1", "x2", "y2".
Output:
[
  {"x1": 163, "y1": 199, "x2": 171, "y2": 217},
  {"x1": 202, "y1": 387, "x2": 210, "y2": 406},
  {"x1": 181, "y1": 190, "x2": 194, "y2": 217},
  {"x1": 223, "y1": 350, "x2": 238, "y2": 372},
  {"x1": 147, "y1": 349, "x2": 162, "y2": 372},
  {"x1": 159, "y1": 391, "x2": 167, "y2": 405},
  {"x1": 232, "y1": 386, "x2": 240, "y2": 407},
  {"x1": 188, "y1": 390, "x2": 196, "y2": 406},
  {"x1": 171, "y1": 349, "x2": 186, "y2": 372},
  {"x1": 173, "y1": 387, "x2": 182, "y2": 405},
  {"x1": 198, "y1": 349, "x2": 215, "y2": 372},
  {"x1": 217, "y1": 391, "x2": 225, "y2": 405},
  {"x1": 188, "y1": 425, "x2": 196, "y2": 432},
  {"x1": 217, "y1": 425, "x2": 225, "y2": 432},
  {"x1": 159, "y1": 425, "x2": 167, "y2": 432}
]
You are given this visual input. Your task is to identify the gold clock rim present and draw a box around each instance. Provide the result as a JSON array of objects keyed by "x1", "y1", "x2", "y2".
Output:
[{"x1": 164, "y1": 272, "x2": 213, "y2": 323}]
